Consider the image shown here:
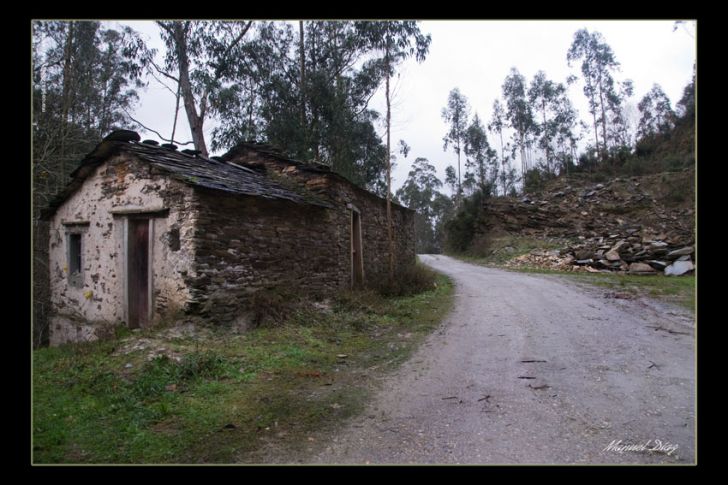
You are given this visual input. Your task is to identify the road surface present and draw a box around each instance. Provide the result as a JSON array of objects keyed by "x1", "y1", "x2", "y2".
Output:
[{"x1": 311, "y1": 254, "x2": 695, "y2": 464}]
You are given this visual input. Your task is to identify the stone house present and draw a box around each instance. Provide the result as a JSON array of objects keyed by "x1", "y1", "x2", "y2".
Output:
[{"x1": 43, "y1": 132, "x2": 415, "y2": 345}]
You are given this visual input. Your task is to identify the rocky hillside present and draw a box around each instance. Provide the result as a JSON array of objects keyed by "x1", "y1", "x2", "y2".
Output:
[{"x1": 470, "y1": 168, "x2": 695, "y2": 275}]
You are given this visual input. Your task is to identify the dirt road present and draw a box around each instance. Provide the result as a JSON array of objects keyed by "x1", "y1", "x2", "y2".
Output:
[{"x1": 311, "y1": 255, "x2": 695, "y2": 464}]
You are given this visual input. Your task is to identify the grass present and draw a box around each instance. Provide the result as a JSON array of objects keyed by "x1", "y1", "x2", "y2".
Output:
[
  {"x1": 504, "y1": 265, "x2": 696, "y2": 312},
  {"x1": 454, "y1": 235, "x2": 564, "y2": 266},
  {"x1": 33, "y1": 272, "x2": 454, "y2": 464}
]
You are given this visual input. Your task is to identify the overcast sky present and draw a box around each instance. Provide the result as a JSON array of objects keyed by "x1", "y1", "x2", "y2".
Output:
[{"x1": 117, "y1": 20, "x2": 696, "y2": 192}]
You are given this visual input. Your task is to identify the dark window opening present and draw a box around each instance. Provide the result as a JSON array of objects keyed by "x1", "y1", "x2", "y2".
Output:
[{"x1": 68, "y1": 233, "x2": 83, "y2": 286}]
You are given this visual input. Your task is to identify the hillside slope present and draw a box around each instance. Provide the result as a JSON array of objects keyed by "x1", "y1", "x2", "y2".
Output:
[{"x1": 467, "y1": 168, "x2": 695, "y2": 275}]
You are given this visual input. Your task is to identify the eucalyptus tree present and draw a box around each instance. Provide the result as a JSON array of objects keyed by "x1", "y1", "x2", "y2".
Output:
[
  {"x1": 356, "y1": 20, "x2": 431, "y2": 279},
  {"x1": 552, "y1": 91, "x2": 580, "y2": 175},
  {"x1": 528, "y1": 71, "x2": 569, "y2": 175},
  {"x1": 567, "y1": 29, "x2": 622, "y2": 161},
  {"x1": 502, "y1": 68, "x2": 534, "y2": 182},
  {"x1": 488, "y1": 99, "x2": 511, "y2": 196},
  {"x1": 637, "y1": 84, "x2": 676, "y2": 138},
  {"x1": 33, "y1": 20, "x2": 146, "y2": 199},
  {"x1": 441, "y1": 87, "x2": 471, "y2": 198},
  {"x1": 464, "y1": 113, "x2": 497, "y2": 194},
  {"x1": 156, "y1": 20, "x2": 254, "y2": 158},
  {"x1": 676, "y1": 66, "x2": 695, "y2": 120},
  {"x1": 444, "y1": 165, "x2": 458, "y2": 196},
  {"x1": 396, "y1": 157, "x2": 444, "y2": 252}
]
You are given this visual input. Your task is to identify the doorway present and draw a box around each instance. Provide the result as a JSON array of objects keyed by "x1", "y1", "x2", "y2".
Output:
[
  {"x1": 351, "y1": 209, "x2": 363, "y2": 288},
  {"x1": 127, "y1": 218, "x2": 151, "y2": 328}
]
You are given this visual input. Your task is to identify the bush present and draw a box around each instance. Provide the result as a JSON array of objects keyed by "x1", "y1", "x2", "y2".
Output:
[
  {"x1": 248, "y1": 286, "x2": 304, "y2": 328},
  {"x1": 372, "y1": 263, "x2": 438, "y2": 297}
]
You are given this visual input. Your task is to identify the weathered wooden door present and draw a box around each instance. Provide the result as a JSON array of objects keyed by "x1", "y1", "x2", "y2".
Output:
[
  {"x1": 351, "y1": 211, "x2": 363, "y2": 287},
  {"x1": 128, "y1": 219, "x2": 150, "y2": 328}
]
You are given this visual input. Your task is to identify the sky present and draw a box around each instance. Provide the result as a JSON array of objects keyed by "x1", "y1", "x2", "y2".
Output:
[{"x1": 116, "y1": 20, "x2": 696, "y2": 193}]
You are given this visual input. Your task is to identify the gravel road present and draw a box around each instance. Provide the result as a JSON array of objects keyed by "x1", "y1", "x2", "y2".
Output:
[{"x1": 311, "y1": 254, "x2": 695, "y2": 464}]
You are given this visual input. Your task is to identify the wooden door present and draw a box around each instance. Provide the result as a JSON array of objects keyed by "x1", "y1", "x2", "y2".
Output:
[
  {"x1": 128, "y1": 219, "x2": 150, "y2": 328},
  {"x1": 351, "y1": 211, "x2": 363, "y2": 287}
]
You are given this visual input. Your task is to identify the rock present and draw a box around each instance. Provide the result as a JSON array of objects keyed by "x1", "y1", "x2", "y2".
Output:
[
  {"x1": 666, "y1": 246, "x2": 693, "y2": 258},
  {"x1": 677, "y1": 255, "x2": 692, "y2": 262},
  {"x1": 628, "y1": 262, "x2": 656, "y2": 274},
  {"x1": 646, "y1": 260, "x2": 668, "y2": 271},
  {"x1": 575, "y1": 250, "x2": 593, "y2": 260},
  {"x1": 605, "y1": 249, "x2": 621, "y2": 262},
  {"x1": 665, "y1": 260, "x2": 694, "y2": 276},
  {"x1": 595, "y1": 183, "x2": 604, "y2": 189},
  {"x1": 649, "y1": 241, "x2": 669, "y2": 249}
]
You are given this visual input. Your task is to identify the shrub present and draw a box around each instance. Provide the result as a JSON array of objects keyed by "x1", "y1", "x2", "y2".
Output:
[
  {"x1": 248, "y1": 286, "x2": 304, "y2": 328},
  {"x1": 372, "y1": 263, "x2": 438, "y2": 297}
]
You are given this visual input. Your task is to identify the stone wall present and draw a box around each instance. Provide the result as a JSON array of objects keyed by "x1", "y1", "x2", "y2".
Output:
[
  {"x1": 187, "y1": 191, "x2": 338, "y2": 327},
  {"x1": 225, "y1": 149, "x2": 417, "y2": 286},
  {"x1": 48, "y1": 154, "x2": 197, "y2": 345}
]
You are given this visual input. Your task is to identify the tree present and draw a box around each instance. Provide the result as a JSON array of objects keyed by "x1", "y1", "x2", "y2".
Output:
[
  {"x1": 676, "y1": 65, "x2": 695, "y2": 121},
  {"x1": 396, "y1": 157, "x2": 444, "y2": 252},
  {"x1": 444, "y1": 165, "x2": 458, "y2": 196},
  {"x1": 552, "y1": 90, "x2": 580, "y2": 175},
  {"x1": 528, "y1": 71, "x2": 568, "y2": 175},
  {"x1": 502, "y1": 68, "x2": 533, "y2": 184},
  {"x1": 464, "y1": 113, "x2": 497, "y2": 194},
  {"x1": 638, "y1": 84, "x2": 676, "y2": 138},
  {"x1": 441, "y1": 87, "x2": 471, "y2": 198},
  {"x1": 488, "y1": 99, "x2": 511, "y2": 196},
  {"x1": 356, "y1": 21, "x2": 431, "y2": 280},
  {"x1": 156, "y1": 20, "x2": 253, "y2": 158},
  {"x1": 567, "y1": 29, "x2": 623, "y2": 161}
]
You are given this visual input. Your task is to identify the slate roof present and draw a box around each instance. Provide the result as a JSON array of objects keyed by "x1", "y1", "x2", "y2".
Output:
[{"x1": 41, "y1": 138, "x2": 332, "y2": 219}]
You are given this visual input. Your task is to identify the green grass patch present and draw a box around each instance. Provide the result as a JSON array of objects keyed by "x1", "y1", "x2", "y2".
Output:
[
  {"x1": 453, "y1": 235, "x2": 564, "y2": 266},
  {"x1": 505, "y1": 266, "x2": 695, "y2": 312},
  {"x1": 33, "y1": 273, "x2": 454, "y2": 464}
]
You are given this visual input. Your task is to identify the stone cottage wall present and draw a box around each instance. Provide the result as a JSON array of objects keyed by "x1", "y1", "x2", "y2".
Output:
[
  {"x1": 224, "y1": 150, "x2": 417, "y2": 286},
  {"x1": 48, "y1": 154, "x2": 197, "y2": 345},
  {"x1": 327, "y1": 179, "x2": 416, "y2": 286},
  {"x1": 187, "y1": 191, "x2": 340, "y2": 327}
]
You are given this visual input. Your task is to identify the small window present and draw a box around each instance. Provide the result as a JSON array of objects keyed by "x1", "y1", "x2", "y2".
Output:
[{"x1": 68, "y1": 233, "x2": 83, "y2": 287}]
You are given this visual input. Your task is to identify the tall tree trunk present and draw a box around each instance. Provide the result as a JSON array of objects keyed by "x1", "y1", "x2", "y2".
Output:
[
  {"x1": 591, "y1": 107, "x2": 600, "y2": 168},
  {"x1": 299, "y1": 21, "x2": 306, "y2": 148},
  {"x1": 499, "y1": 130, "x2": 505, "y2": 196},
  {"x1": 385, "y1": 41, "x2": 394, "y2": 282},
  {"x1": 173, "y1": 23, "x2": 208, "y2": 157},
  {"x1": 456, "y1": 138, "x2": 461, "y2": 200},
  {"x1": 597, "y1": 70, "x2": 609, "y2": 161},
  {"x1": 60, "y1": 21, "x2": 76, "y2": 183},
  {"x1": 542, "y1": 98, "x2": 550, "y2": 174},
  {"x1": 170, "y1": 79, "x2": 181, "y2": 143}
]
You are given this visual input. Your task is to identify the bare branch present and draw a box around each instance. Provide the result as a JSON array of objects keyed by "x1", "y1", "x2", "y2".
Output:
[
  {"x1": 149, "y1": 59, "x2": 179, "y2": 83},
  {"x1": 148, "y1": 69, "x2": 179, "y2": 97},
  {"x1": 123, "y1": 109, "x2": 195, "y2": 146}
]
